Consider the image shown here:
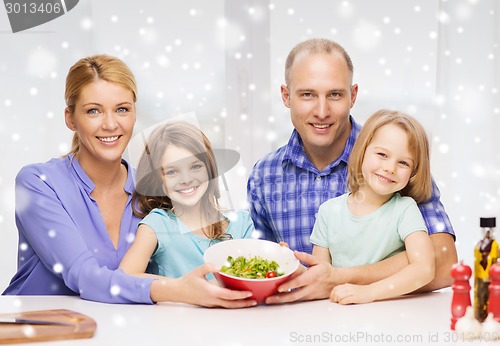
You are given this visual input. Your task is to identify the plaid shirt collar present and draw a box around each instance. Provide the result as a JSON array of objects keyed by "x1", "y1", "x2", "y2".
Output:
[{"x1": 282, "y1": 115, "x2": 361, "y2": 174}]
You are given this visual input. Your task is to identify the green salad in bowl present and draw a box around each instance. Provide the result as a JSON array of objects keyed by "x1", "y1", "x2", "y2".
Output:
[
  {"x1": 204, "y1": 239, "x2": 300, "y2": 304},
  {"x1": 221, "y1": 255, "x2": 284, "y2": 279}
]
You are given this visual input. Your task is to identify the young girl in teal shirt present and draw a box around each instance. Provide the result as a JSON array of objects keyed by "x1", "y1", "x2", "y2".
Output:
[
  {"x1": 311, "y1": 109, "x2": 435, "y2": 304},
  {"x1": 120, "y1": 121, "x2": 254, "y2": 278}
]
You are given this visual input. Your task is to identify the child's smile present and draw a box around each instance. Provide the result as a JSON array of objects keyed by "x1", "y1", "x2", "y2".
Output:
[
  {"x1": 161, "y1": 144, "x2": 209, "y2": 209},
  {"x1": 360, "y1": 123, "x2": 414, "y2": 200}
]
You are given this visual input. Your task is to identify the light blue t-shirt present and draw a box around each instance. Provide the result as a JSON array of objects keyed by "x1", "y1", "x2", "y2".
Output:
[
  {"x1": 310, "y1": 193, "x2": 427, "y2": 267},
  {"x1": 140, "y1": 209, "x2": 255, "y2": 278}
]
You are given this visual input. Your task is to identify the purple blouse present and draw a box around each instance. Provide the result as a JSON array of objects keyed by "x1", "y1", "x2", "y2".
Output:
[{"x1": 3, "y1": 155, "x2": 154, "y2": 304}]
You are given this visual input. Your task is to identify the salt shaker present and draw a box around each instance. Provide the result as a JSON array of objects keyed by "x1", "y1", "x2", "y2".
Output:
[{"x1": 451, "y1": 261, "x2": 472, "y2": 330}]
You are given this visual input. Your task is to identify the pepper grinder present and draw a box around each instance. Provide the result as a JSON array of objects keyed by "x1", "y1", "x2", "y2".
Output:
[
  {"x1": 451, "y1": 261, "x2": 472, "y2": 330},
  {"x1": 488, "y1": 262, "x2": 500, "y2": 322}
]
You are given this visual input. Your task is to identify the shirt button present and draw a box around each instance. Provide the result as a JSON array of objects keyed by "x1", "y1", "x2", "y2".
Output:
[{"x1": 316, "y1": 176, "x2": 321, "y2": 181}]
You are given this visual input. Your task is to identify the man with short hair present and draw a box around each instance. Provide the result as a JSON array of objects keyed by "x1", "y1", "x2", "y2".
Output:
[{"x1": 247, "y1": 38, "x2": 457, "y2": 303}]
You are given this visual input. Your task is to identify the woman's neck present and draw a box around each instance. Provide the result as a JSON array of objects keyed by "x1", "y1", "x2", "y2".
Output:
[{"x1": 75, "y1": 152, "x2": 124, "y2": 189}]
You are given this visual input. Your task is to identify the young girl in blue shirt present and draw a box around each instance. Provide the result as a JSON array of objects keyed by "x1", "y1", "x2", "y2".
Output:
[{"x1": 120, "y1": 121, "x2": 254, "y2": 278}]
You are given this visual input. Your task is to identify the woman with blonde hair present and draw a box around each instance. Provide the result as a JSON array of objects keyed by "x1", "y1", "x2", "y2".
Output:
[{"x1": 3, "y1": 55, "x2": 255, "y2": 308}]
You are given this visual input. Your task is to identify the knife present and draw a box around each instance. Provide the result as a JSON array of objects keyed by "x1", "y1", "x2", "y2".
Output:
[{"x1": 0, "y1": 317, "x2": 72, "y2": 326}]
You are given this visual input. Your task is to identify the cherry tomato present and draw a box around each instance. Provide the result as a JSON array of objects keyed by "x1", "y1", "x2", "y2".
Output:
[{"x1": 265, "y1": 270, "x2": 277, "y2": 278}]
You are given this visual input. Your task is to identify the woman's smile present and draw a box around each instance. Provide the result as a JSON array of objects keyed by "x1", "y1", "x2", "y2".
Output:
[{"x1": 97, "y1": 135, "x2": 121, "y2": 143}]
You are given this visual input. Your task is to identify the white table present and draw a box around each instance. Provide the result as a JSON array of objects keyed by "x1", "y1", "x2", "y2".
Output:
[{"x1": 0, "y1": 289, "x2": 490, "y2": 345}]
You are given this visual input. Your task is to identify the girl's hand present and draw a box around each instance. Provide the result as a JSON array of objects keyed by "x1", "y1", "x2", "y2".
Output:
[
  {"x1": 330, "y1": 283, "x2": 376, "y2": 305},
  {"x1": 172, "y1": 263, "x2": 257, "y2": 308}
]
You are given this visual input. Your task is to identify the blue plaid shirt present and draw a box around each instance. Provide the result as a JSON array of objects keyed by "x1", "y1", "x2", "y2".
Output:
[{"x1": 247, "y1": 116, "x2": 455, "y2": 254}]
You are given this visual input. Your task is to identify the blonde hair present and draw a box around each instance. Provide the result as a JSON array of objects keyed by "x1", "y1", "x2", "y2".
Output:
[
  {"x1": 64, "y1": 55, "x2": 137, "y2": 155},
  {"x1": 133, "y1": 121, "x2": 228, "y2": 238},
  {"x1": 347, "y1": 109, "x2": 432, "y2": 203},
  {"x1": 284, "y1": 38, "x2": 353, "y2": 86}
]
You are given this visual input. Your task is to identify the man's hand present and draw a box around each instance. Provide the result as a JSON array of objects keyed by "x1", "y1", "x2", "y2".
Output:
[
  {"x1": 414, "y1": 233, "x2": 457, "y2": 292},
  {"x1": 265, "y1": 251, "x2": 336, "y2": 304}
]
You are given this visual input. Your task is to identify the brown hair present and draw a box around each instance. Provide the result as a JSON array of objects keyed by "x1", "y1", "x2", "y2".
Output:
[
  {"x1": 133, "y1": 121, "x2": 228, "y2": 238},
  {"x1": 347, "y1": 109, "x2": 432, "y2": 203},
  {"x1": 284, "y1": 38, "x2": 354, "y2": 86},
  {"x1": 64, "y1": 55, "x2": 137, "y2": 155}
]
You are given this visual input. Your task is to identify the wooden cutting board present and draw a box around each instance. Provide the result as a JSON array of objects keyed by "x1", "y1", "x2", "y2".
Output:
[{"x1": 0, "y1": 309, "x2": 96, "y2": 344}]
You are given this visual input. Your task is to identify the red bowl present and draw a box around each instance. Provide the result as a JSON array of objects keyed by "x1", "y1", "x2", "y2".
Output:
[{"x1": 204, "y1": 239, "x2": 299, "y2": 304}]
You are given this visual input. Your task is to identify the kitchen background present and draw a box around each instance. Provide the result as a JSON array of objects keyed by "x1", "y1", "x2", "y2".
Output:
[{"x1": 0, "y1": 0, "x2": 497, "y2": 290}]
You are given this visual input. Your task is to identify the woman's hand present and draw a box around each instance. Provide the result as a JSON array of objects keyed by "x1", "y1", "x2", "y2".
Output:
[{"x1": 151, "y1": 263, "x2": 257, "y2": 308}]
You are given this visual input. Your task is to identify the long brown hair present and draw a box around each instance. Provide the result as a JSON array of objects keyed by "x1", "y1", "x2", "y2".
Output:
[
  {"x1": 64, "y1": 55, "x2": 137, "y2": 156},
  {"x1": 348, "y1": 109, "x2": 432, "y2": 203},
  {"x1": 133, "y1": 121, "x2": 228, "y2": 238}
]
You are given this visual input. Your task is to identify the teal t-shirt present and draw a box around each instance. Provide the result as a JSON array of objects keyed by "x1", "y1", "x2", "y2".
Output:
[
  {"x1": 140, "y1": 209, "x2": 255, "y2": 278},
  {"x1": 310, "y1": 193, "x2": 427, "y2": 267}
]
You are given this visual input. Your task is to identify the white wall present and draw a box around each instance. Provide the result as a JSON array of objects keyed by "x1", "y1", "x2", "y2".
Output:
[{"x1": 1, "y1": 0, "x2": 498, "y2": 291}]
